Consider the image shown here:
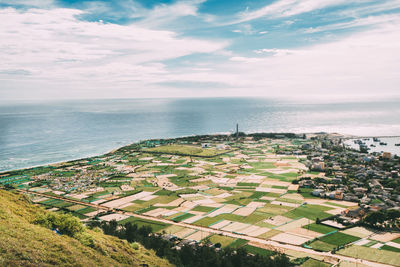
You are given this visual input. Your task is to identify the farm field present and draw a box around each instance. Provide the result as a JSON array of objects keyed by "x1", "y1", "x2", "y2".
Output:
[
  {"x1": 337, "y1": 245, "x2": 400, "y2": 266},
  {"x1": 3, "y1": 135, "x2": 399, "y2": 266},
  {"x1": 318, "y1": 232, "x2": 360, "y2": 247},
  {"x1": 301, "y1": 258, "x2": 331, "y2": 267},
  {"x1": 144, "y1": 145, "x2": 225, "y2": 157},
  {"x1": 208, "y1": 235, "x2": 236, "y2": 248},
  {"x1": 301, "y1": 223, "x2": 336, "y2": 234}
]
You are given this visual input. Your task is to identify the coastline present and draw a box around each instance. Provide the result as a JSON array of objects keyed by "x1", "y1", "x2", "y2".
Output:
[{"x1": 1, "y1": 132, "x2": 399, "y2": 174}]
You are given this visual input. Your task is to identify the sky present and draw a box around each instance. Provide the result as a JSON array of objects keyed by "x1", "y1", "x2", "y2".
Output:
[{"x1": 1, "y1": 0, "x2": 400, "y2": 100}]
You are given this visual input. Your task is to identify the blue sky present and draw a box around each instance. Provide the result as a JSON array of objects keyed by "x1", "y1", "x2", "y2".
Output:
[{"x1": 1, "y1": 0, "x2": 400, "y2": 100}]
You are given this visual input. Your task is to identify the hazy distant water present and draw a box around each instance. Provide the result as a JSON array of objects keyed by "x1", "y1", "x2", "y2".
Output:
[{"x1": 1, "y1": 98, "x2": 400, "y2": 172}]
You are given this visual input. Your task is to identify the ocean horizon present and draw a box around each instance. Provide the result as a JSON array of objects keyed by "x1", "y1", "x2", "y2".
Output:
[{"x1": 1, "y1": 97, "x2": 400, "y2": 172}]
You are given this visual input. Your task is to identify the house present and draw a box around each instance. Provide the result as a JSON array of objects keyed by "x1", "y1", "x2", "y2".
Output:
[
  {"x1": 311, "y1": 162, "x2": 325, "y2": 171},
  {"x1": 343, "y1": 207, "x2": 365, "y2": 218},
  {"x1": 382, "y1": 152, "x2": 392, "y2": 160},
  {"x1": 312, "y1": 189, "x2": 325, "y2": 197},
  {"x1": 216, "y1": 144, "x2": 228, "y2": 150}
]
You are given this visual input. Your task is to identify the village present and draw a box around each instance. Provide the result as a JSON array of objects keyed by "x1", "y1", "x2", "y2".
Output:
[{"x1": 1, "y1": 133, "x2": 400, "y2": 267}]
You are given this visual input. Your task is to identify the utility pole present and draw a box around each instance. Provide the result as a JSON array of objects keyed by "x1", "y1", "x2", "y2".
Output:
[{"x1": 236, "y1": 123, "x2": 239, "y2": 139}]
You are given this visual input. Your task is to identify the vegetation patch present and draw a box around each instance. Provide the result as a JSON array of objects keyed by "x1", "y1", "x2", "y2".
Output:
[
  {"x1": 308, "y1": 240, "x2": 336, "y2": 252},
  {"x1": 208, "y1": 234, "x2": 236, "y2": 248},
  {"x1": 227, "y1": 238, "x2": 248, "y2": 248},
  {"x1": 301, "y1": 258, "x2": 331, "y2": 267},
  {"x1": 118, "y1": 217, "x2": 169, "y2": 232},
  {"x1": 172, "y1": 213, "x2": 195, "y2": 222},
  {"x1": 381, "y1": 245, "x2": 400, "y2": 252},
  {"x1": 302, "y1": 223, "x2": 336, "y2": 234},
  {"x1": 144, "y1": 145, "x2": 225, "y2": 157},
  {"x1": 242, "y1": 245, "x2": 276, "y2": 257},
  {"x1": 319, "y1": 232, "x2": 360, "y2": 246},
  {"x1": 337, "y1": 245, "x2": 400, "y2": 266},
  {"x1": 284, "y1": 205, "x2": 332, "y2": 220},
  {"x1": 191, "y1": 205, "x2": 215, "y2": 213}
]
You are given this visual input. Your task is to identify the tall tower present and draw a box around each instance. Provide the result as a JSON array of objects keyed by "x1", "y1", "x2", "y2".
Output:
[{"x1": 236, "y1": 123, "x2": 239, "y2": 139}]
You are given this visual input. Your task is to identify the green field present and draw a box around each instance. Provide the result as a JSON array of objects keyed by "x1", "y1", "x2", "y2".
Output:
[
  {"x1": 392, "y1": 237, "x2": 400, "y2": 244},
  {"x1": 337, "y1": 246, "x2": 400, "y2": 266},
  {"x1": 319, "y1": 232, "x2": 360, "y2": 246},
  {"x1": 381, "y1": 245, "x2": 400, "y2": 253},
  {"x1": 160, "y1": 225, "x2": 185, "y2": 235},
  {"x1": 301, "y1": 258, "x2": 331, "y2": 267},
  {"x1": 191, "y1": 206, "x2": 215, "y2": 213},
  {"x1": 208, "y1": 234, "x2": 235, "y2": 247},
  {"x1": 308, "y1": 240, "x2": 337, "y2": 252},
  {"x1": 172, "y1": 213, "x2": 195, "y2": 222},
  {"x1": 284, "y1": 204, "x2": 332, "y2": 220},
  {"x1": 227, "y1": 238, "x2": 248, "y2": 248},
  {"x1": 302, "y1": 223, "x2": 336, "y2": 234},
  {"x1": 75, "y1": 206, "x2": 97, "y2": 215},
  {"x1": 144, "y1": 145, "x2": 224, "y2": 157},
  {"x1": 118, "y1": 217, "x2": 170, "y2": 232},
  {"x1": 242, "y1": 245, "x2": 276, "y2": 257}
]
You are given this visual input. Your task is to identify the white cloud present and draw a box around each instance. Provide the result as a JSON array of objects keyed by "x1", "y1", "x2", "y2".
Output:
[
  {"x1": 136, "y1": 0, "x2": 208, "y2": 28},
  {"x1": 165, "y1": 18, "x2": 400, "y2": 99},
  {"x1": 236, "y1": 0, "x2": 369, "y2": 23},
  {"x1": 0, "y1": 7, "x2": 228, "y2": 98},
  {"x1": 304, "y1": 14, "x2": 400, "y2": 33}
]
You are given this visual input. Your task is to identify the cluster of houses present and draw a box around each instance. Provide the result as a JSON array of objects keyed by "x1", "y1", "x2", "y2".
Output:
[{"x1": 299, "y1": 135, "x2": 400, "y2": 214}]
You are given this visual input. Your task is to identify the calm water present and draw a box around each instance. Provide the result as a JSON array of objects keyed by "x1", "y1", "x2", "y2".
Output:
[{"x1": 1, "y1": 98, "x2": 400, "y2": 172}]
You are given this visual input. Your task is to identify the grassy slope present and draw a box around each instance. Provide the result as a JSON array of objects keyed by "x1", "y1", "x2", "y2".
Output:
[{"x1": 0, "y1": 190, "x2": 173, "y2": 267}]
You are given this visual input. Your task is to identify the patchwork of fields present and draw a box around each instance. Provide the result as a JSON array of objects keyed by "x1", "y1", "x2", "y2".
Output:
[{"x1": 3, "y1": 136, "x2": 400, "y2": 266}]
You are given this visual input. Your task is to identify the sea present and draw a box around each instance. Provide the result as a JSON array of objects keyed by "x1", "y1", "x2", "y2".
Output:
[{"x1": 1, "y1": 97, "x2": 400, "y2": 172}]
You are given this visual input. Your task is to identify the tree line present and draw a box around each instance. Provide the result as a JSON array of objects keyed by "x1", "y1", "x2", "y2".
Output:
[{"x1": 88, "y1": 220, "x2": 293, "y2": 267}]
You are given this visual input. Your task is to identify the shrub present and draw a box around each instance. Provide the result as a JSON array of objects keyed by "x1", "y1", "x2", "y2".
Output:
[{"x1": 34, "y1": 212, "x2": 84, "y2": 237}]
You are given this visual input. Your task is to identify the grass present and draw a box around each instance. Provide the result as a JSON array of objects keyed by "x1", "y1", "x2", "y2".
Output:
[
  {"x1": 301, "y1": 258, "x2": 331, "y2": 267},
  {"x1": 363, "y1": 240, "x2": 379, "y2": 247},
  {"x1": 247, "y1": 162, "x2": 275, "y2": 170},
  {"x1": 380, "y1": 245, "x2": 400, "y2": 252},
  {"x1": 0, "y1": 190, "x2": 172, "y2": 267},
  {"x1": 242, "y1": 245, "x2": 276, "y2": 257},
  {"x1": 257, "y1": 203, "x2": 291, "y2": 216},
  {"x1": 191, "y1": 206, "x2": 215, "y2": 213},
  {"x1": 249, "y1": 191, "x2": 269, "y2": 199},
  {"x1": 257, "y1": 229, "x2": 282, "y2": 239},
  {"x1": 337, "y1": 245, "x2": 400, "y2": 266},
  {"x1": 319, "y1": 232, "x2": 360, "y2": 246},
  {"x1": 302, "y1": 223, "x2": 336, "y2": 234},
  {"x1": 284, "y1": 204, "x2": 332, "y2": 220},
  {"x1": 135, "y1": 206, "x2": 159, "y2": 214},
  {"x1": 144, "y1": 145, "x2": 224, "y2": 157},
  {"x1": 193, "y1": 217, "x2": 222, "y2": 227},
  {"x1": 118, "y1": 217, "x2": 170, "y2": 232},
  {"x1": 208, "y1": 234, "x2": 236, "y2": 247},
  {"x1": 227, "y1": 238, "x2": 248, "y2": 248},
  {"x1": 392, "y1": 237, "x2": 400, "y2": 244},
  {"x1": 308, "y1": 240, "x2": 337, "y2": 252},
  {"x1": 172, "y1": 213, "x2": 195, "y2": 222},
  {"x1": 237, "y1": 182, "x2": 259, "y2": 187},
  {"x1": 75, "y1": 206, "x2": 97, "y2": 215},
  {"x1": 161, "y1": 225, "x2": 185, "y2": 235},
  {"x1": 259, "y1": 172, "x2": 299, "y2": 182}
]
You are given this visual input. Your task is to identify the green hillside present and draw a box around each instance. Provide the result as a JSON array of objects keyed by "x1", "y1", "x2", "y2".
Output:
[{"x1": 0, "y1": 189, "x2": 173, "y2": 267}]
